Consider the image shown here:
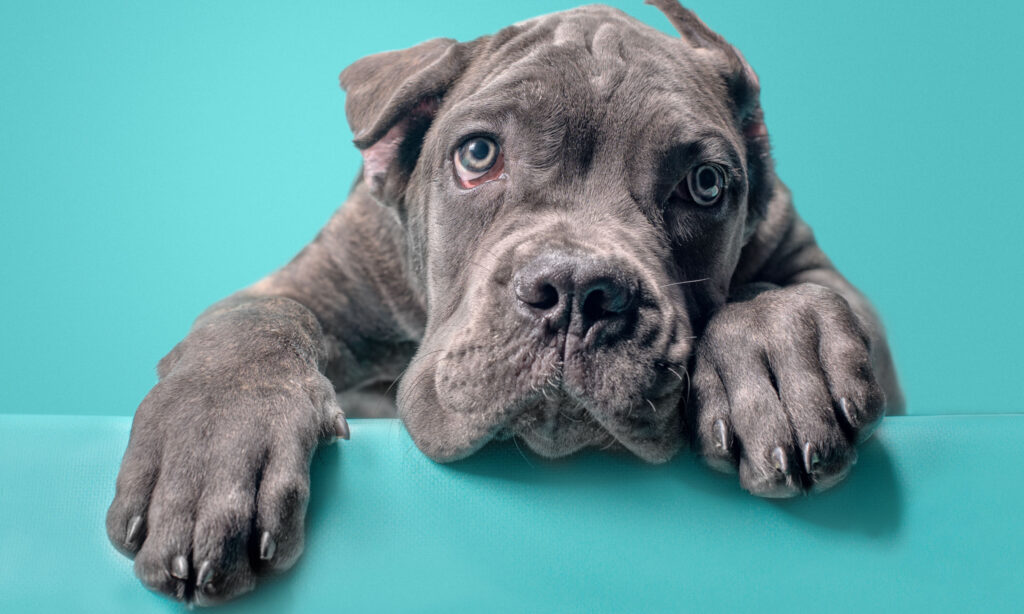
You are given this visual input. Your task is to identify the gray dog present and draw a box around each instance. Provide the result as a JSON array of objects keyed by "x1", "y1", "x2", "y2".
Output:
[{"x1": 107, "y1": 1, "x2": 903, "y2": 604}]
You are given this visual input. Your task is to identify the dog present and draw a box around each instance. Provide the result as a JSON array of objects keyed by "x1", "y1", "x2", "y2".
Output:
[{"x1": 107, "y1": 1, "x2": 904, "y2": 604}]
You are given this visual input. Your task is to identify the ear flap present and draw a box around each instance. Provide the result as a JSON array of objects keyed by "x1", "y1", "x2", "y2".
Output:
[
  {"x1": 646, "y1": 0, "x2": 774, "y2": 229},
  {"x1": 340, "y1": 38, "x2": 479, "y2": 207}
]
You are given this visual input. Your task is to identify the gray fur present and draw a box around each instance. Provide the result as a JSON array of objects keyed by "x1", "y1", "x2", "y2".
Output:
[{"x1": 107, "y1": 2, "x2": 903, "y2": 604}]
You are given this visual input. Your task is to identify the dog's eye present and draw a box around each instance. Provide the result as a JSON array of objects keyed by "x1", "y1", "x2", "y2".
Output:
[
  {"x1": 682, "y1": 163, "x2": 725, "y2": 206},
  {"x1": 458, "y1": 137, "x2": 498, "y2": 172},
  {"x1": 454, "y1": 137, "x2": 504, "y2": 188}
]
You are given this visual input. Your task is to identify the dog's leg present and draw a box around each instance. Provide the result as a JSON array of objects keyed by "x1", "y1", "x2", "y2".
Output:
[
  {"x1": 105, "y1": 187, "x2": 421, "y2": 604},
  {"x1": 688, "y1": 179, "x2": 903, "y2": 496}
]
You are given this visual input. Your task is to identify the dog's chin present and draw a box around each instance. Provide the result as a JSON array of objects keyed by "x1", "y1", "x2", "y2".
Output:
[
  {"x1": 464, "y1": 385, "x2": 686, "y2": 463},
  {"x1": 502, "y1": 426, "x2": 611, "y2": 458},
  {"x1": 491, "y1": 406, "x2": 683, "y2": 463},
  {"x1": 493, "y1": 400, "x2": 615, "y2": 459}
]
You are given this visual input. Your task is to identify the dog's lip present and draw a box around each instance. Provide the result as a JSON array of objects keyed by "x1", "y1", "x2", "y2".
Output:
[{"x1": 509, "y1": 421, "x2": 610, "y2": 458}]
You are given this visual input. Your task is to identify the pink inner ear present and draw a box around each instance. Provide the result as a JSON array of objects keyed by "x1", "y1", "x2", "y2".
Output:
[
  {"x1": 362, "y1": 119, "x2": 408, "y2": 187},
  {"x1": 360, "y1": 97, "x2": 441, "y2": 189}
]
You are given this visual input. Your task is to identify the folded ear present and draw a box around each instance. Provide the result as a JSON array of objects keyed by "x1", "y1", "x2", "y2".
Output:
[
  {"x1": 646, "y1": 0, "x2": 774, "y2": 230},
  {"x1": 340, "y1": 38, "x2": 480, "y2": 207}
]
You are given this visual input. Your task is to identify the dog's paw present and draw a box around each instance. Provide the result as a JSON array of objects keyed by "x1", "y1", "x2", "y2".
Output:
[
  {"x1": 687, "y1": 283, "x2": 885, "y2": 497},
  {"x1": 106, "y1": 356, "x2": 346, "y2": 605}
]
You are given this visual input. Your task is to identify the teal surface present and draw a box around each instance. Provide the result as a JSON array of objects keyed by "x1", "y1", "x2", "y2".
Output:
[
  {"x1": 1, "y1": 414, "x2": 1022, "y2": 612},
  {"x1": 1, "y1": 1, "x2": 1022, "y2": 417}
]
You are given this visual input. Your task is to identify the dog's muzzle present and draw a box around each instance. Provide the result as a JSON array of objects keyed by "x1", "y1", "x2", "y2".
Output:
[{"x1": 399, "y1": 227, "x2": 689, "y2": 464}]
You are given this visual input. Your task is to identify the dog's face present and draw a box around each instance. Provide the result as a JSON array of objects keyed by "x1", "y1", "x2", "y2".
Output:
[{"x1": 341, "y1": 3, "x2": 773, "y2": 462}]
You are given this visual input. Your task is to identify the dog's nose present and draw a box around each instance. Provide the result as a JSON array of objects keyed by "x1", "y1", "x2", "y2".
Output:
[{"x1": 513, "y1": 252, "x2": 637, "y2": 332}]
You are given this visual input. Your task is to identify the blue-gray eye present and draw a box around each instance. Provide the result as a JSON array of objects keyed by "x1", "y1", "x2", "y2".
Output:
[
  {"x1": 686, "y1": 163, "x2": 725, "y2": 206},
  {"x1": 457, "y1": 137, "x2": 499, "y2": 175}
]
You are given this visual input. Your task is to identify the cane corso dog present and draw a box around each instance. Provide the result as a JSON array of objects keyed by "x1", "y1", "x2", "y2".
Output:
[{"x1": 107, "y1": 0, "x2": 904, "y2": 604}]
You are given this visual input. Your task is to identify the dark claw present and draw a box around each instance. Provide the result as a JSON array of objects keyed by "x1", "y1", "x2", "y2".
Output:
[
  {"x1": 334, "y1": 414, "x2": 350, "y2": 440},
  {"x1": 771, "y1": 447, "x2": 789, "y2": 475},
  {"x1": 712, "y1": 419, "x2": 730, "y2": 452},
  {"x1": 196, "y1": 560, "x2": 213, "y2": 588},
  {"x1": 124, "y1": 515, "x2": 143, "y2": 548},
  {"x1": 840, "y1": 397, "x2": 882, "y2": 443},
  {"x1": 170, "y1": 555, "x2": 189, "y2": 581},
  {"x1": 839, "y1": 397, "x2": 858, "y2": 429},
  {"x1": 802, "y1": 442, "x2": 820, "y2": 473},
  {"x1": 259, "y1": 531, "x2": 276, "y2": 561}
]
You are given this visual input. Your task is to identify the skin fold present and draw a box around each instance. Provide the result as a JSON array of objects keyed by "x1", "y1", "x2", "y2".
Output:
[{"x1": 107, "y1": 1, "x2": 903, "y2": 605}]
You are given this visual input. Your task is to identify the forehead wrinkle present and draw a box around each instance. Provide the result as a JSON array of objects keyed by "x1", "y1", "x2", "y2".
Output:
[
  {"x1": 441, "y1": 8, "x2": 743, "y2": 192},
  {"x1": 469, "y1": 6, "x2": 676, "y2": 108}
]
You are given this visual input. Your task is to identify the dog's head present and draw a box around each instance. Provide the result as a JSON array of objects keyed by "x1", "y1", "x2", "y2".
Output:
[{"x1": 340, "y1": 1, "x2": 774, "y2": 462}]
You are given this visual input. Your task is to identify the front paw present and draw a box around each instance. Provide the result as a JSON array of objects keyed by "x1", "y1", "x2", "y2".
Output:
[
  {"x1": 106, "y1": 357, "x2": 346, "y2": 604},
  {"x1": 688, "y1": 283, "x2": 885, "y2": 497}
]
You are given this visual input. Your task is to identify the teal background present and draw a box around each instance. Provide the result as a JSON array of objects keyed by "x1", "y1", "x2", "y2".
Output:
[
  {"x1": 3, "y1": 414, "x2": 1023, "y2": 613},
  {"x1": 2, "y1": 0, "x2": 1023, "y2": 416}
]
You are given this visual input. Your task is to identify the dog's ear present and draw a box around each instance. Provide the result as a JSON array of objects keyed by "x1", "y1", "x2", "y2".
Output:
[
  {"x1": 646, "y1": 0, "x2": 774, "y2": 229},
  {"x1": 340, "y1": 38, "x2": 479, "y2": 207}
]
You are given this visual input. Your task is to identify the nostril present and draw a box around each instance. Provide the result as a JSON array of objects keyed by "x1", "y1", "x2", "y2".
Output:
[
  {"x1": 532, "y1": 283, "x2": 559, "y2": 311},
  {"x1": 582, "y1": 287, "x2": 611, "y2": 321},
  {"x1": 515, "y1": 278, "x2": 561, "y2": 312},
  {"x1": 581, "y1": 280, "x2": 633, "y2": 321}
]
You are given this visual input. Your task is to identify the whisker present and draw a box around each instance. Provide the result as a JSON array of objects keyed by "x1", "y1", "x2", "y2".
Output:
[
  {"x1": 465, "y1": 259, "x2": 496, "y2": 276},
  {"x1": 395, "y1": 355, "x2": 454, "y2": 408},
  {"x1": 373, "y1": 348, "x2": 447, "y2": 415},
  {"x1": 559, "y1": 409, "x2": 582, "y2": 423},
  {"x1": 476, "y1": 244, "x2": 503, "y2": 263},
  {"x1": 666, "y1": 366, "x2": 683, "y2": 382},
  {"x1": 646, "y1": 398, "x2": 658, "y2": 414},
  {"x1": 660, "y1": 277, "x2": 709, "y2": 288},
  {"x1": 683, "y1": 367, "x2": 692, "y2": 405},
  {"x1": 511, "y1": 434, "x2": 535, "y2": 468}
]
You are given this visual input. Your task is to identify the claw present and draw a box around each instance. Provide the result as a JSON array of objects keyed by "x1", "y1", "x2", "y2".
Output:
[
  {"x1": 334, "y1": 414, "x2": 350, "y2": 440},
  {"x1": 124, "y1": 515, "x2": 143, "y2": 548},
  {"x1": 712, "y1": 419, "x2": 730, "y2": 452},
  {"x1": 839, "y1": 397, "x2": 858, "y2": 429},
  {"x1": 802, "y1": 442, "x2": 820, "y2": 473},
  {"x1": 771, "y1": 447, "x2": 790, "y2": 475},
  {"x1": 171, "y1": 555, "x2": 189, "y2": 581},
  {"x1": 841, "y1": 397, "x2": 882, "y2": 443},
  {"x1": 259, "y1": 531, "x2": 276, "y2": 561},
  {"x1": 196, "y1": 560, "x2": 213, "y2": 588}
]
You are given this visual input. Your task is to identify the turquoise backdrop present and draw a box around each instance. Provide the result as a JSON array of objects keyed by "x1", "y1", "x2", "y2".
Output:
[{"x1": 2, "y1": 0, "x2": 1022, "y2": 417}]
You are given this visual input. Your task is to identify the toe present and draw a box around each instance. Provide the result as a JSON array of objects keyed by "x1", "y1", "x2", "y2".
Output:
[
  {"x1": 190, "y1": 485, "x2": 258, "y2": 605},
  {"x1": 709, "y1": 345, "x2": 804, "y2": 497},
  {"x1": 739, "y1": 443, "x2": 802, "y2": 498},
  {"x1": 255, "y1": 447, "x2": 313, "y2": 572},
  {"x1": 816, "y1": 315, "x2": 887, "y2": 441},
  {"x1": 106, "y1": 437, "x2": 161, "y2": 557},
  {"x1": 770, "y1": 339, "x2": 857, "y2": 493},
  {"x1": 131, "y1": 456, "x2": 202, "y2": 601},
  {"x1": 688, "y1": 356, "x2": 736, "y2": 473}
]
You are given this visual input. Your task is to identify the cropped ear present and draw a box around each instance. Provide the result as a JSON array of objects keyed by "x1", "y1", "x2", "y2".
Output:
[
  {"x1": 340, "y1": 38, "x2": 479, "y2": 208},
  {"x1": 646, "y1": 0, "x2": 774, "y2": 230}
]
